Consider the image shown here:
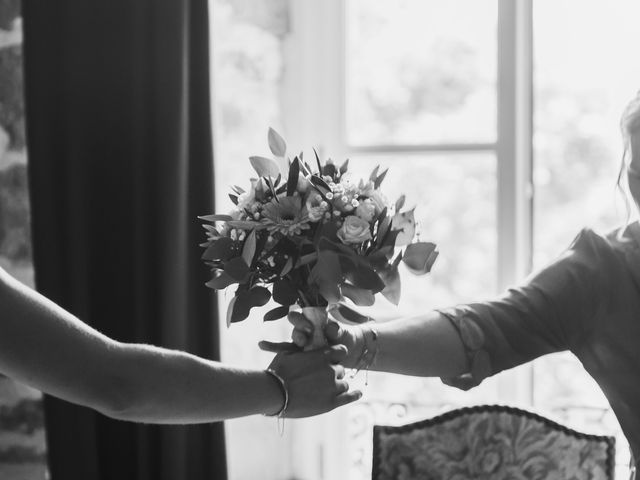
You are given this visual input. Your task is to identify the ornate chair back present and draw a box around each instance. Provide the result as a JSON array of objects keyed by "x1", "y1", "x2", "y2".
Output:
[{"x1": 372, "y1": 405, "x2": 615, "y2": 480}]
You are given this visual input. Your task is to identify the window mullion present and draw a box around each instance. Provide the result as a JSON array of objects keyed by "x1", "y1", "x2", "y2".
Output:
[{"x1": 496, "y1": 0, "x2": 534, "y2": 404}]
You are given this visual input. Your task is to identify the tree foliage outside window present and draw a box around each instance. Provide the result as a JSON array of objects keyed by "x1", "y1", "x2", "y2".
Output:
[{"x1": 0, "y1": 4, "x2": 48, "y2": 479}]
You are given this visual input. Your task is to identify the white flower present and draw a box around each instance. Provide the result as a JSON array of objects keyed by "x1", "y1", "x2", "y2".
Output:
[
  {"x1": 355, "y1": 199, "x2": 376, "y2": 222},
  {"x1": 367, "y1": 190, "x2": 388, "y2": 214},
  {"x1": 237, "y1": 180, "x2": 257, "y2": 211},
  {"x1": 337, "y1": 216, "x2": 372, "y2": 244}
]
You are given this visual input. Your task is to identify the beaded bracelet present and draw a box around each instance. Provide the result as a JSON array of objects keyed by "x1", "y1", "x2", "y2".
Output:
[{"x1": 264, "y1": 368, "x2": 289, "y2": 434}]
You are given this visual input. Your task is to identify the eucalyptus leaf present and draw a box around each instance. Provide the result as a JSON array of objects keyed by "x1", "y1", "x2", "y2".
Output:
[
  {"x1": 224, "y1": 256, "x2": 250, "y2": 281},
  {"x1": 268, "y1": 127, "x2": 287, "y2": 157},
  {"x1": 226, "y1": 296, "x2": 238, "y2": 326},
  {"x1": 402, "y1": 242, "x2": 438, "y2": 275},
  {"x1": 249, "y1": 156, "x2": 280, "y2": 178},
  {"x1": 329, "y1": 303, "x2": 371, "y2": 324},
  {"x1": 380, "y1": 266, "x2": 401, "y2": 306},
  {"x1": 241, "y1": 230, "x2": 257, "y2": 266},
  {"x1": 341, "y1": 283, "x2": 375, "y2": 306},
  {"x1": 264, "y1": 305, "x2": 290, "y2": 322},
  {"x1": 206, "y1": 270, "x2": 237, "y2": 290},
  {"x1": 309, "y1": 250, "x2": 342, "y2": 303},
  {"x1": 345, "y1": 266, "x2": 385, "y2": 293},
  {"x1": 202, "y1": 237, "x2": 235, "y2": 261},
  {"x1": 273, "y1": 278, "x2": 299, "y2": 305},
  {"x1": 395, "y1": 194, "x2": 406, "y2": 212},
  {"x1": 391, "y1": 208, "x2": 416, "y2": 246}
]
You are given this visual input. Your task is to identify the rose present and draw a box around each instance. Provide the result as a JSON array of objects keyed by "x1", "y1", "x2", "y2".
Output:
[
  {"x1": 355, "y1": 199, "x2": 376, "y2": 222},
  {"x1": 337, "y1": 216, "x2": 372, "y2": 244}
]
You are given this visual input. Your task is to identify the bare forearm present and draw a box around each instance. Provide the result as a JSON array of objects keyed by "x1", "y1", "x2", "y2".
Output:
[
  {"x1": 111, "y1": 345, "x2": 283, "y2": 423},
  {"x1": 353, "y1": 311, "x2": 468, "y2": 378},
  {"x1": 0, "y1": 268, "x2": 283, "y2": 422}
]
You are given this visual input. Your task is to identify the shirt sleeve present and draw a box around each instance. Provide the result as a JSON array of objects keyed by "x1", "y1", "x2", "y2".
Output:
[{"x1": 438, "y1": 228, "x2": 611, "y2": 391}]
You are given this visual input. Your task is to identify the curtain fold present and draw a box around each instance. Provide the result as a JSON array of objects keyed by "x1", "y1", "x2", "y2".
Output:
[{"x1": 22, "y1": 0, "x2": 226, "y2": 478}]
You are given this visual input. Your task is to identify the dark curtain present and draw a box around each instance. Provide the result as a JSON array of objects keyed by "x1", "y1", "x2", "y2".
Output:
[{"x1": 21, "y1": 0, "x2": 227, "y2": 479}]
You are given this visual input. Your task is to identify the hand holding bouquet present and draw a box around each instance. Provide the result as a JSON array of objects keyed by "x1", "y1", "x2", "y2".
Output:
[{"x1": 200, "y1": 129, "x2": 438, "y2": 348}]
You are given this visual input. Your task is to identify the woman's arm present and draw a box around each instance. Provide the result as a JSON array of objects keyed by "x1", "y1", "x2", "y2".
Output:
[
  {"x1": 275, "y1": 228, "x2": 609, "y2": 386},
  {"x1": 0, "y1": 267, "x2": 360, "y2": 423},
  {"x1": 291, "y1": 311, "x2": 468, "y2": 377}
]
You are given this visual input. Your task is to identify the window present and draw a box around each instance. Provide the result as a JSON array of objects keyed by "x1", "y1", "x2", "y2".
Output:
[
  {"x1": 0, "y1": 7, "x2": 48, "y2": 479},
  {"x1": 212, "y1": 0, "x2": 638, "y2": 478}
]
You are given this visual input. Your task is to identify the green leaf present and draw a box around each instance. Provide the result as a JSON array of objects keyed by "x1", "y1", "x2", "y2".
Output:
[
  {"x1": 249, "y1": 156, "x2": 280, "y2": 178},
  {"x1": 287, "y1": 157, "x2": 301, "y2": 196},
  {"x1": 323, "y1": 161, "x2": 336, "y2": 178},
  {"x1": 226, "y1": 296, "x2": 238, "y2": 326},
  {"x1": 202, "y1": 237, "x2": 235, "y2": 261},
  {"x1": 224, "y1": 257, "x2": 250, "y2": 281},
  {"x1": 227, "y1": 220, "x2": 266, "y2": 230},
  {"x1": 374, "y1": 168, "x2": 388, "y2": 189},
  {"x1": 206, "y1": 270, "x2": 237, "y2": 290},
  {"x1": 230, "y1": 287, "x2": 272, "y2": 323},
  {"x1": 369, "y1": 165, "x2": 380, "y2": 183},
  {"x1": 328, "y1": 303, "x2": 371, "y2": 324},
  {"x1": 402, "y1": 242, "x2": 438, "y2": 275},
  {"x1": 273, "y1": 278, "x2": 299, "y2": 305},
  {"x1": 228, "y1": 194, "x2": 238, "y2": 205},
  {"x1": 264, "y1": 305, "x2": 290, "y2": 322},
  {"x1": 280, "y1": 256, "x2": 294, "y2": 276},
  {"x1": 380, "y1": 266, "x2": 401, "y2": 305},
  {"x1": 310, "y1": 175, "x2": 331, "y2": 191},
  {"x1": 391, "y1": 208, "x2": 416, "y2": 246},
  {"x1": 339, "y1": 158, "x2": 350, "y2": 175},
  {"x1": 367, "y1": 246, "x2": 394, "y2": 269},
  {"x1": 395, "y1": 195, "x2": 406, "y2": 212},
  {"x1": 241, "y1": 230, "x2": 257, "y2": 266},
  {"x1": 313, "y1": 148, "x2": 323, "y2": 175},
  {"x1": 345, "y1": 266, "x2": 385, "y2": 293},
  {"x1": 199, "y1": 214, "x2": 233, "y2": 222},
  {"x1": 309, "y1": 251, "x2": 342, "y2": 303},
  {"x1": 268, "y1": 127, "x2": 287, "y2": 157},
  {"x1": 341, "y1": 283, "x2": 375, "y2": 306}
]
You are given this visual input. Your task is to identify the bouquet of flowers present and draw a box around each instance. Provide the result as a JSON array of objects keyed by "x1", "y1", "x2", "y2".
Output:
[{"x1": 200, "y1": 129, "x2": 438, "y2": 348}]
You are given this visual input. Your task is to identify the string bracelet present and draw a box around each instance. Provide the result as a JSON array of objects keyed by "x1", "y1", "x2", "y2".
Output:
[{"x1": 352, "y1": 323, "x2": 379, "y2": 385}]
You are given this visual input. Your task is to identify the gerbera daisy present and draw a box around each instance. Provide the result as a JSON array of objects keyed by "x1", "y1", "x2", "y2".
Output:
[{"x1": 261, "y1": 197, "x2": 310, "y2": 236}]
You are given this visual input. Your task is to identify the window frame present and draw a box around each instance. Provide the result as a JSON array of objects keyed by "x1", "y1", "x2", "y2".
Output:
[{"x1": 281, "y1": 1, "x2": 534, "y2": 478}]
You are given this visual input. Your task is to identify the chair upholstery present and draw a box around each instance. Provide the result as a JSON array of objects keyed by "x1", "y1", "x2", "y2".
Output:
[{"x1": 372, "y1": 405, "x2": 615, "y2": 480}]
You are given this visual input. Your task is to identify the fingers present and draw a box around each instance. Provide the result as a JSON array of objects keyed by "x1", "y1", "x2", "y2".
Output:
[
  {"x1": 324, "y1": 344, "x2": 348, "y2": 364},
  {"x1": 333, "y1": 364, "x2": 345, "y2": 380},
  {"x1": 334, "y1": 390, "x2": 363, "y2": 408},
  {"x1": 258, "y1": 340, "x2": 300, "y2": 353},
  {"x1": 335, "y1": 379, "x2": 349, "y2": 395},
  {"x1": 288, "y1": 311, "x2": 314, "y2": 348},
  {"x1": 324, "y1": 320, "x2": 341, "y2": 344}
]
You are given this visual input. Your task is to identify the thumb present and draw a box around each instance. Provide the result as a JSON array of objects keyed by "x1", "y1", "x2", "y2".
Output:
[{"x1": 324, "y1": 320, "x2": 343, "y2": 344}]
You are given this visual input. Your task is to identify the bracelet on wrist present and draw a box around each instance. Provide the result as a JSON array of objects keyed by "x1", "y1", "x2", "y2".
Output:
[
  {"x1": 352, "y1": 323, "x2": 379, "y2": 384},
  {"x1": 264, "y1": 368, "x2": 289, "y2": 418}
]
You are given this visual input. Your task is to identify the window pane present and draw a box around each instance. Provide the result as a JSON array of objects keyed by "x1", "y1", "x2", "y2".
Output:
[
  {"x1": 0, "y1": 7, "x2": 48, "y2": 479},
  {"x1": 533, "y1": 0, "x2": 640, "y2": 473},
  {"x1": 346, "y1": 0, "x2": 497, "y2": 146},
  {"x1": 211, "y1": 2, "x2": 294, "y2": 480},
  {"x1": 342, "y1": 153, "x2": 499, "y2": 480}
]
